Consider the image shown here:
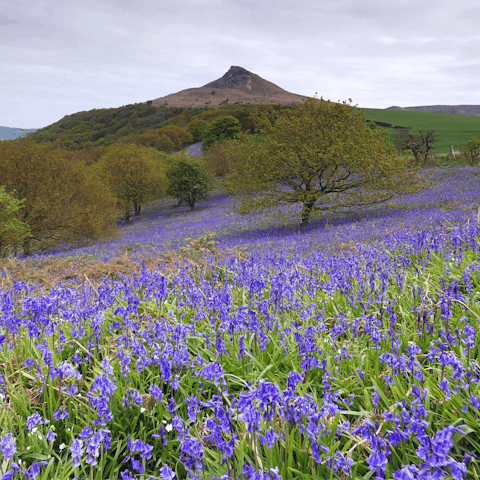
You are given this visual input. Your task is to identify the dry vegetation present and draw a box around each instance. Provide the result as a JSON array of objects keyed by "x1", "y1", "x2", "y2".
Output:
[{"x1": 0, "y1": 235, "x2": 245, "y2": 291}]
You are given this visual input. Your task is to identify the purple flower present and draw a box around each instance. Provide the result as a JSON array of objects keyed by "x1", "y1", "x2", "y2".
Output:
[
  {"x1": 160, "y1": 465, "x2": 176, "y2": 480},
  {"x1": 393, "y1": 465, "x2": 420, "y2": 479},
  {"x1": 46, "y1": 429, "x2": 57, "y2": 443},
  {"x1": 26, "y1": 413, "x2": 44, "y2": 431},
  {"x1": 0, "y1": 433, "x2": 16, "y2": 461},
  {"x1": 70, "y1": 438, "x2": 84, "y2": 468},
  {"x1": 53, "y1": 407, "x2": 69, "y2": 421},
  {"x1": 23, "y1": 460, "x2": 48, "y2": 480},
  {"x1": 260, "y1": 428, "x2": 279, "y2": 449},
  {"x1": 287, "y1": 370, "x2": 303, "y2": 390}
]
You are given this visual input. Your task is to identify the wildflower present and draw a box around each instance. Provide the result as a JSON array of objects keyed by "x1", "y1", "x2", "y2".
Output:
[
  {"x1": 393, "y1": 464, "x2": 420, "y2": 479},
  {"x1": 23, "y1": 460, "x2": 48, "y2": 480},
  {"x1": 53, "y1": 408, "x2": 69, "y2": 421},
  {"x1": 26, "y1": 413, "x2": 44, "y2": 431},
  {"x1": 160, "y1": 465, "x2": 176, "y2": 480},
  {"x1": 260, "y1": 428, "x2": 279, "y2": 449},
  {"x1": 70, "y1": 438, "x2": 84, "y2": 468},
  {"x1": 46, "y1": 429, "x2": 57, "y2": 443},
  {"x1": 0, "y1": 432, "x2": 16, "y2": 461}
]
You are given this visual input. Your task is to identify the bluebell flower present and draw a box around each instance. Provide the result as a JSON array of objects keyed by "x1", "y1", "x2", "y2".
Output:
[
  {"x1": 160, "y1": 465, "x2": 176, "y2": 480},
  {"x1": 23, "y1": 460, "x2": 48, "y2": 480},
  {"x1": 70, "y1": 438, "x2": 84, "y2": 468},
  {"x1": 392, "y1": 464, "x2": 420, "y2": 479},
  {"x1": 26, "y1": 412, "x2": 45, "y2": 431},
  {"x1": 260, "y1": 428, "x2": 279, "y2": 449},
  {"x1": 0, "y1": 433, "x2": 16, "y2": 461}
]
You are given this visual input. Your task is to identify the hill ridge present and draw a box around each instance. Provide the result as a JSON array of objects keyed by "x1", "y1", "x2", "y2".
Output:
[{"x1": 386, "y1": 105, "x2": 480, "y2": 116}]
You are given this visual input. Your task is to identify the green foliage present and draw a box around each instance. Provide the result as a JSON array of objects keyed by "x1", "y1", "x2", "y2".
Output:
[
  {"x1": 0, "y1": 138, "x2": 117, "y2": 255},
  {"x1": 187, "y1": 119, "x2": 209, "y2": 142},
  {"x1": 225, "y1": 98, "x2": 427, "y2": 225},
  {"x1": 461, "y1": 138, "x2": 480, "y2": 166},
  {"x1": 98, "y1": 144, "x2": 167, "y2": 222},
  {"x1": 166, "y1": 154, "x2": 215, "y2": 210},
  {"x1": 154, "y1": 134, "x2": 175, "y2": 153},
  {"x1": 202, "y1": 115, "x2": 242, "y2": 152},
  {"x1": 205, "y1": 140, "x2": 239, "y2": 177},
  {"x1": 0, "y1": 186, "x2": 30, "y2": 258},
  {"x1": 31, "y1": 104, "x2": 185, "y2": 150}
]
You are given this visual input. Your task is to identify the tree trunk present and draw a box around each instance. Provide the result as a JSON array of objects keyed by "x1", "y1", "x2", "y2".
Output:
[
  {"x1": 23, "y1": 238, "x2": 31, "y2": 256},
  {"x1": 134, "y1": 204, "x2": 141, "y2": 216},
  {"x1": 301, "y1": 200, "x2": 316, "y2": 225}
]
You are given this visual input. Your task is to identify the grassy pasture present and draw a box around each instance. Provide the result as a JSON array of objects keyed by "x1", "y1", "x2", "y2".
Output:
[{"x1": 362, "y1": 108, "x2": 480, "y2": 155}]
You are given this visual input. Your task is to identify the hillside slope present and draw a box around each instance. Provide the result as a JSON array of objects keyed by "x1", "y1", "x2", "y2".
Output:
[{"x1": 149, "y1": 66, "x2": 305, "y2": 107}]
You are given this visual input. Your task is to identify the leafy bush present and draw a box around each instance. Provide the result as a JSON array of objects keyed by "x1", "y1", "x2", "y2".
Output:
[
  {"x1": 166, "y1": 154, "x2": 215, "y2": 210},
  {"x1": 202, "y1": 115, "x2": 241, "y2": 152},
  {"x1": 461, "y1": 138, "x2": 480, "y2": 166}
]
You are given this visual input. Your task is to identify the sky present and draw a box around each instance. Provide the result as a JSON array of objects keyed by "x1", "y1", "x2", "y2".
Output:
[{"x1": 1, "y1": 0, "x2": 479, "y2": 129}]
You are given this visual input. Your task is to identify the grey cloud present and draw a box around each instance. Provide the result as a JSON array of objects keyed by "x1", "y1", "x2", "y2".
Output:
[{"x1": 1, "y1": 0, "x2": 480, "y2": 126}]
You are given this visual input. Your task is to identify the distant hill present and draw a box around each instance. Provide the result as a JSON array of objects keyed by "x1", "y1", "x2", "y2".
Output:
[
  {"x1": 386, "y1": 105, "x2": 480, "y2": 116},
  {"x1": 149, "y1": 66, "x2": 306, "y2": 108},
  {"x1": 0, "y1": 126, "x2": 37, "y2": 140}
]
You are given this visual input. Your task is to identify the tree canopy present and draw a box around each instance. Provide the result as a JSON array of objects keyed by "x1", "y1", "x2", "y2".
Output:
[
  {"x1": 202, "y1": 115, "x2": 242, "y2": 152},
  {"x1": 98, "y1": 144, "x2": 168, "y2": 222},
  {"x1": 225, "y1": 99, "x2": 426, "y2": 225},
  {"x1": 0, "y1": 186, "x2": 30, "y2": 258},
  {"x1": 0, "y1": 138, "x2": 117, "y2": 255},
  {"x1": 166, "y1": 154, "x2": 215, "y2": 211}
]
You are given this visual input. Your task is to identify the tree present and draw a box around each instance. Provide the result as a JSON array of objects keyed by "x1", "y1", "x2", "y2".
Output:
[
  {"x1": 156, "y1": 126, "x2": 192, "y2": 150},
  {"x1": 393, "y1": 127, "x2": 438, "y2": 163},
  {"x1": 202, "y1": 116, "x2": 241, "y2": 152},
  {"x1": 166, "y1": 154, "x2": 215, "y2": 211},
  {"x1": 461, "y1": 138, "x2": 480, "y2": 166},
  {"x1": 0, "y1": 186, "x2": 30, "y2": 258},
  {"x1": 98, "y1": 144, "x2": 167, "y2": 222},
  {"x1": 0, "y1": 138, "x2": 117, "y2": 255},
  {"x1": 225, "y1": 98, "x2": 426, "y2": 225},
  {"x1": 155, "y1": 134, "x2": 175, "y2": 153},
  {"x1": 187, "y1": 119, "x2": 209, "y2": 143}
]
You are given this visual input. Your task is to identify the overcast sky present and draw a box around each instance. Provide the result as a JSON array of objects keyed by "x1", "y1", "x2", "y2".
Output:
[{"x1": 1, "y1": 0, "x2": 479, "y2": 128}]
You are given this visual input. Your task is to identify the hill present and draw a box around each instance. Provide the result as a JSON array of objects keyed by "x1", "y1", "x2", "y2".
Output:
[
  {"x1": 149, "y1": 66, "x2": 305, "y2": 107},
  {"x1": 363, "y1": 108, "x2": 480, "y2": 155},
  {"x1": 386, "y1": 105, "x2": 480, "y2": 116}
]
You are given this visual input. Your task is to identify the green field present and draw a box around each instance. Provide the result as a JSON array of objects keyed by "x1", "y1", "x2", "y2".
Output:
[{"x1": 362, "y1": 108, "x2": 480, "y2": 155}]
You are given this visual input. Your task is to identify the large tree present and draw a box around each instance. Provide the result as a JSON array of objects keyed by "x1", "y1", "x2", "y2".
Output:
[
  {"x1": 0, "y1": 138, "x2": 117, "y2": 255},
  {"x1": 98, "y1": 144, "x2": 167, "y2": 222},
  {"x1": 225, "y1": 99, "x2": 426, "y2": 225}
]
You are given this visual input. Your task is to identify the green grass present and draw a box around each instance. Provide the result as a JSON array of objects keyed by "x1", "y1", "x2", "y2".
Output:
[{"x1": 362, "y1": 108, "x2": 480, "y2": 155}]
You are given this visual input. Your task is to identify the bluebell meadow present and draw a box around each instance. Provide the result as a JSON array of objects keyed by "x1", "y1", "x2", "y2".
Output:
[{"x1": 1, "y1": 165, "x2": 480, "y2": 479}]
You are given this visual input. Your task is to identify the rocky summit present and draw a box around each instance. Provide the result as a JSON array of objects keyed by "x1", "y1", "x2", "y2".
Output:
[
  {"x1": 203, "y1": 66, "x2": 251, "y2": 89},
  {"x1": 149, "y1": 66, "x2": 305, "y2": 108}
]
